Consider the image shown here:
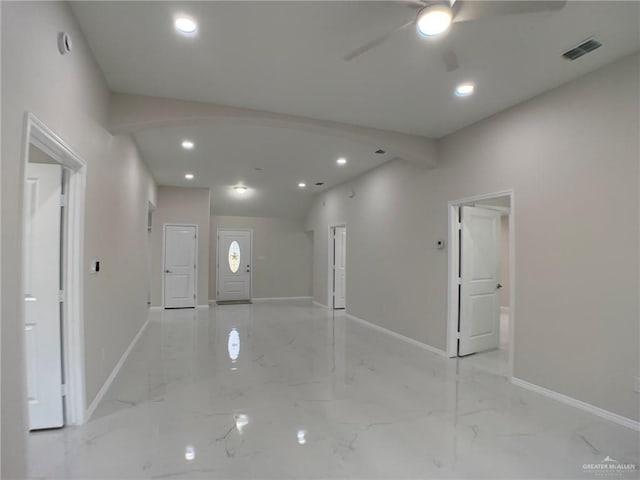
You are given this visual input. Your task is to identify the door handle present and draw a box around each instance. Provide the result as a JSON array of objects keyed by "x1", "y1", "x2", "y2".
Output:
[
  {"x1": 497, "y1": 283, "x2": 503, "y2": 289},
  {"x1": 165, "y1": 269, "x2": 172, "y2": 274}
]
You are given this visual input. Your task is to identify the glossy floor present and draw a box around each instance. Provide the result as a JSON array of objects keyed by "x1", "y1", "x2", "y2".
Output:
[{"x1": 27, "y1": 301, "x2": 639, "y2": 479}]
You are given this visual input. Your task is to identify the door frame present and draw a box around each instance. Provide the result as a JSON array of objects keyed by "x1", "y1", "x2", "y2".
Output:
[
  {"x1": 446, "y1": 190, "x2": 515, "y2": 377},
  {"x1": 162, "y1": 223, "x2": 198, "y2": 308},
  {"x1": 328, "y1": 224, "x2": 347, "y2": 309},
  {"x1": 215, "y1": 227, "x2": 253, "y2": 301},
  {"x1": 20, "y1": 113, "x2": 87, "y2": 425}
]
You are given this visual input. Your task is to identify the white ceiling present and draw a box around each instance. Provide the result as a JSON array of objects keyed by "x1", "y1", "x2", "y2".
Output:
[
  {"x1": 133, "y1": 123, "x2": 394, "y2": 218},
  {"x1": 70, "y1": 1, "x2": 640, "y2": 218},
  {"x1": 73, "y1": 1, "x2": 640, "y2": 137}
]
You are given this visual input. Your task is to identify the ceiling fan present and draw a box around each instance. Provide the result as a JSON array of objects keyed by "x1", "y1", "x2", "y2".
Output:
[{"x1": 343, "y1": 1, "x2": 567, "y2": 71}]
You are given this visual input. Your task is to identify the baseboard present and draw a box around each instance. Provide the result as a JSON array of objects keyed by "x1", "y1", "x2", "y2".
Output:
[
  {"x1": 344, "y1": 312, "x2": 447, "y2": 357},
  {"x1": 196, "y1": 304, "x2": 209, "y2": 310},
  {"x1": 85, "y1": 318, "x2": 149, "y2": 421},
  {"x1": 511, "y1": 377, "x2": 640, "y2": 431},
  {"x1": 252, "y1": 296, "x2": 312, "y2": 302},
  {"x1": 500, "y1": 306, "x2": 510, "y2": 315},
  {"x1": 149, "y1": 306, "x2": 162, "y2": 312},
  {"x1": 312, "y1": 301, "x2": 328, "y2": 309}
]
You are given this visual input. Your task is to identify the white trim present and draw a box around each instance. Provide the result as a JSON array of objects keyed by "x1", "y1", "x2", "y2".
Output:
[
  {"x1": 447, "y1": 190, "x2": 516, "y2": 380},
  {"x1": 216, "y1": 228, "x2": 253, "y2": 301},
  {"x1": 21, "y1": 113, "x2": 87, "y2": 426},
  {"x1": 252, "y1": 296, "x2": 312, "y2": 302},
  {"x1": 500, "y1": 306, "x2": 510, "y2": 316},
  {"x1": 162, "y1": 223, "x2": 198, "y2": 308},
  {"x1": 511, "y1": 377, "x2": 640, "y2": 432},
  {"x1": 85, "y1": 318, "x2": 149, "y2": 421},
  {"x1": 312, "y1": 301, "x2": 328, "y2": 309},
  {"x1": 149, "y1": 306, "x2": 163, "y2": 312},
  {"x1": 196, "y1": 304, "x2": 209, "y2": 310},
  {"x1": 344, "y1": 312, "x2": 447, "y2": 357}
]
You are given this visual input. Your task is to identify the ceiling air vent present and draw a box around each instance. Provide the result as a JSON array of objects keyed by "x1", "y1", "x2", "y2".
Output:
[{"x1": 562, "y1": 38, "x2": 602, "y2": 61}]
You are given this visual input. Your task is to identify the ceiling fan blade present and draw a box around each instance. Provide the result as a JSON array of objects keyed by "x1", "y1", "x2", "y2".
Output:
[
  {"x1": 453, "y1": 1, "x2": 567, "y2": 24},
  {"x1": 344, "y1": 20, "x2": 415, "y2": 61},
  {"x1": 440, "y1": 44, "x2": 459, "y2": 72}
]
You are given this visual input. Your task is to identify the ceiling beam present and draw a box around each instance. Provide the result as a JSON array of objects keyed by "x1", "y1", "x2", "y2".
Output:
[{"x1": 108, "y1": 93, "x2": 438, "y2": 168}]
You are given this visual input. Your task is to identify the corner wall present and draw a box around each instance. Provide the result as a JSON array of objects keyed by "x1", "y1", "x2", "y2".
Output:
[
  {"x1": 209, "y1": 216, "x2": 313, "y2": 301},
  {"x1": 305, "y1": 54, "x2": 640, "y2": 421},
  {"x1": 1, "y1": 3, "x2": 157, "y2": 477},
  {"x1": 150, "y1": 186, "x2": 210, "y2": 306}
]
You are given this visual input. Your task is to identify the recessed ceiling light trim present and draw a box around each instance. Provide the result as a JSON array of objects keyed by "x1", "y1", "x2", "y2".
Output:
[
  {"x1": 234, "y1": 185, "x2": 248, "y2": 194},
  {"x1": 298, "y1": 182, "x2": 306, "y2": 188},
  {"x1": 336, "y1": 157, "x2": 347, "y2": 166},
  {"x1": 181, "y1": 140, "x2": 195, "y2": 150},
  {"x1": 454, "y1": 82, "x2": 475, "y2": 97},
  {"x1": 185, "y1": 173, "x2": 194, "y2": 180},
  {"x1": 175, "y1": 16, "x2": 198, "y2": 35}
]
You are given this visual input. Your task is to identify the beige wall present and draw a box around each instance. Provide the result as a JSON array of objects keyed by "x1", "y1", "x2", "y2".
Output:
[
  {"x1": 306, "y1": 54, "x2": 639, "y2": 421},
  {"x1": 210, "y1": 216, "x2": 313, "y2": 300},
  {"x1": 1, "y1": 2, "x2": 157, "y2": 477},
  {"x1": 151, "y1": 186, "x2": 210, "y2": 306}
]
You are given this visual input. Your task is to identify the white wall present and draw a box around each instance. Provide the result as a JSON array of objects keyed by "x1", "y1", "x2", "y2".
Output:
[
  {"x1": 306, "y1": 54, "x2": 639, "y2": 421},
  {"x1": 1, "y1": 3, "x2": 157, "y2": 477},
  {"x1": 151, "y1": 186, "x2": 210, "y2": 306},
  {"x1": 209, "y1": 216, "x2": 313, "y2": 300}
]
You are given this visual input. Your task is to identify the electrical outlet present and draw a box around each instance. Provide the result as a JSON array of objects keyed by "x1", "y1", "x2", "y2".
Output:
[{"x1": 634, "y1": 376, "x2": 640, "y2": 393}]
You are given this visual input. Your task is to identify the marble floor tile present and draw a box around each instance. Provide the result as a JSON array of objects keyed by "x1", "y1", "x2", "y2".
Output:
[{"x1": 26, "y1": 301, "x2": 639, "y2": 479}]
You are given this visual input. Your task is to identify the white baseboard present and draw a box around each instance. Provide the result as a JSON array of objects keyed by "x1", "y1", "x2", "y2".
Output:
[
  {"x1": 252, "y1": 296, "x2": 312, "y2": 302},
  {"x1": 511, "y1": 377, "x2": 640, "y2": 431},
  {"x1": 344, "y1": 312, "x2": 447, "y2": 357},
  {"x1": 196, "y1": 304, "x2": 209, "y2": 310},
  {"x1": 149, "y1": 306, "x2": 162, "y2": 312},
  {"x1": 500, "y1": 306, "x2": 510, "y2": 315},
  {"x1": 85, "y1": 318, "x2": 149, "y2": 421},
  {"x1": 312, "y1": 301, "x2": 328, "y2": 309}
]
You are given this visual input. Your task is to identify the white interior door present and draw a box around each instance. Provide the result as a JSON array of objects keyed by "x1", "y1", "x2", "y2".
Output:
[
  {"x1": 24, "y1": 162, "x2": 64, "y2": 430},
  {"x1": 164, "y1": 225, "x2": 197, "y2": 308},
  {"x1": 333, "y1": 226, "x2": 346, "y2": 309},
  {"x1": 459, "y1": 206, "x2": 502, "y2": 356},
  {"x1": 217, "y1": 230, "x2": 252, "y2": 301}
]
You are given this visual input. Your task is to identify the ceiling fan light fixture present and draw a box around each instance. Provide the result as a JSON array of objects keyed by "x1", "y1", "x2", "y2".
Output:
[{"x1": 416, "y1": 4, "x2": 453, "y2": 37}]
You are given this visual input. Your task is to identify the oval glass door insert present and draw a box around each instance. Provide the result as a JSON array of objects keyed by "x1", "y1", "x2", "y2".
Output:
[{"x1": 228, "y1": 241, "x2": 241, "y2": 273}]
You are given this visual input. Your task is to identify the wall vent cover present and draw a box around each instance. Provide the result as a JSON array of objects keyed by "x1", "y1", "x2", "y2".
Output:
[{"x1": 562, "y1": 38, "x2": 602, "y2": 61}]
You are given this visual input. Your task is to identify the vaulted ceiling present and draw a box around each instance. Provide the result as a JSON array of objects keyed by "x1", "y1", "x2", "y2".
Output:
[{"x1": 70, "y1": 1, "x2": 640, "y2": 217}]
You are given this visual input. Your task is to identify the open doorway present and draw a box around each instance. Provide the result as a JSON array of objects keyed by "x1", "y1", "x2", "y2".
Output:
[
  {"x1": 329, "y1": 225, "x2": 346, "y2": 309},
  {"x1": 447, "y1": 191, "x2": 514, "y2": 377},
  {"x1": 21, "y1": 114, "x2": 87, "y2": 428}
]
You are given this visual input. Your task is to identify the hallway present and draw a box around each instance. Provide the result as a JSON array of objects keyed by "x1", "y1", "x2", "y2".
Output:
[{"x1": 26, "y1": 302, "x2": 638, "y2": 479}]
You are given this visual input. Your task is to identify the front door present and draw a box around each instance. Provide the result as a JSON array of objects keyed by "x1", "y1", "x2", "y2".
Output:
[
  {"x1": 24, "y1": 162, "x2": 65, "y2": 430},
  {"x1": 164, "y1": 225, "x2": 197, "y2": 308},
  {"x1": 217, "y1": 229, "x2": 252, "y2": 301},
  {"x1": 459, "y1": 206, "x2": 502, "y2": 356}
]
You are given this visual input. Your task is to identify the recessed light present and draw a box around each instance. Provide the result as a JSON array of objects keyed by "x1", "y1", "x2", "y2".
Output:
[
  {"x1": 298, "y1": 182, "x2": 306, "y2": 188},
  {"x1": 181, "y1": 140, "x2": 195, "y2": 150},
  {"x1": 375, "y1": 149, "x2": 386, "y2": 154},
  {"x1": 175, "y1": 16, "x2": 198, "y2": 35},
  {"x1": 416, "y1": 4, "x2": 452, "y2": 37},
  {"x1": 185, "y1": 173, "x2": 194, "y2": 180},
  {"x1": 234, "y1": 186, "x2": 248, "y2": 194},
  {"x1": 454, "y1": 83, "x2": 475, "y2": 97},
  {"x1": 315, "y1": 182, "x2": 324, "y2": 186},
  {"x1": 336, "y1": 157, "x2": 347, "y2": 166}
]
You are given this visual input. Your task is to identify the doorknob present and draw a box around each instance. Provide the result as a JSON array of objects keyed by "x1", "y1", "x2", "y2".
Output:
[
  {"x1": 165, "y1": 269, "x2": 172, "y2": 274},
  {"x1": 497, "y1": 283, "x2": 503, "y2": 289}
]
